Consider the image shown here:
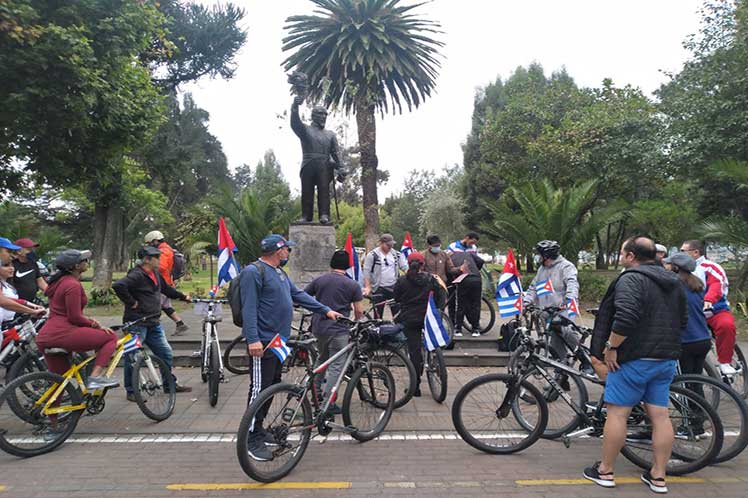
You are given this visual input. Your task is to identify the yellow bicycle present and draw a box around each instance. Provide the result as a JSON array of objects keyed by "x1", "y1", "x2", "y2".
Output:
[{"x1": 0, "y1": 315, "x2": 175, "y2": 458}]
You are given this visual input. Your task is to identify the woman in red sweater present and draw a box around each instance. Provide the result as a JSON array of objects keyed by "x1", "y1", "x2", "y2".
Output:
[{"x1": 36, "y1": 249, "x2": 119, "y2": 389}]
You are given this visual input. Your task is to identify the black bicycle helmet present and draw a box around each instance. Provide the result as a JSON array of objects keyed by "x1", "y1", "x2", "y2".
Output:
[{"x1": 535, "y1": 240, "x2": 561, "y2": 260}]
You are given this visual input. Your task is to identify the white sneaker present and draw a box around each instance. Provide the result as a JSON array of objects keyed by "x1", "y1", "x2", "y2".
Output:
[
  {"x1": 454, "y1": 331, "x2": 464, "y2": 337},
  {"x1": 719, "y1": 363, "x2": 737, "y2": 376},
  {"x1": 471, "y1": 331, "x2": 481, "y2": 337}
]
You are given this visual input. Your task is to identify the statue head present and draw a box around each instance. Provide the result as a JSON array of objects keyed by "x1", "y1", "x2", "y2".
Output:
[{"x1": 311, "y1": 106, "x2": 328, "y2": 128}]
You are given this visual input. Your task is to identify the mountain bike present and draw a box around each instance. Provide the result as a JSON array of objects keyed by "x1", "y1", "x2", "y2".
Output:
[
  {"x1": 451, "y1": 324, "x2": 724, "y2": 476},
  {"x1": 192, "y1": 299, "x2": 227, "y2": 407},
  {"x1": 423, "y1": 344, "x2": 448, "y2": 403},
  {"x1": 0, "y1": 314, "x2": 176, "y2": 458},
  {"x1": 236, "y1": 317, "x2": 395, "y2": 483}
]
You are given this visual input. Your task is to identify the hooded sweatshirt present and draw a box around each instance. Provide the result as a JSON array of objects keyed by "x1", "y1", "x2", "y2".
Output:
[
  {"x1": 590, "y1": 263, "x2": 687, "y2": 364},
  {"x1": 40, "y1": 275, "x2": 96, "y2": 336},
  {"x1": 523, "y1": 256, "x2": 579, "y2": 312},
  {"x1": 393, "y1": 272, "x2": 447, "y2": 328}
]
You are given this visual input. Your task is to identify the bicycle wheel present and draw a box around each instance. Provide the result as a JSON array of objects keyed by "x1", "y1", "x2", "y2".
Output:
[
  {"x1": 7, "y1": 350, "x2": 47, "y2": 383},
  {"x1": 425, "y1": 348, "x2": 448, "y2": 403},
  {"x1": 132, "y1": 353, "x2": 176, "y2": 422},
  {"x1": 517, "y1": 366, "x2": 588, "y2": 439},
  {"x1": 236, "y1": 382, "x2": 313, "y2": 483},
  {"x1": 208, "y1": 343, "x2": 220, "y2": 407},
  {"x1": 463, "y1": 296, "x2": 496, "y2": 335},
  {"x1": 0, "y1": 371, "x2": 83, "y2": 457},
  {"x1": 621, "y1": 385, "x2": 723, "y2": 475},
  {"x1": 224, "y1": 335, "x2": 250, "y2": 375},
  {"x1": 672, "y1": 374, "x2": 748, "y2": 464},
  {"x1": 370, "y1": 343, "x2": 416, "y2": 409},
  {"x1": 452, "y1": 373, "x2": 548, "y2": 454},
  {"x1": 343, "y1": 361, "x2": 395, "y2": 442}
]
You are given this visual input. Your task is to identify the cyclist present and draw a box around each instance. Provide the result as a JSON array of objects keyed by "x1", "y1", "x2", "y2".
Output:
[
  {"x1": 112, "y1": 246, "x2": 192, "y2": 401},
  {"x1": 0, "y1": 237, "x2": 45, "y2": 326},
  {"x1": 394, "y1": 251, "x2": 447, "y2": 397},
  {"x1": 11, "y1": 238, "x2": 47, "y2": 302},
  {"x1": 362, "y1": 234, "x2": 407, "y2": 318},
  {"x1": 144, "y1": 230, "x2": 189, "y2": 336},
  {"x1": 448, "y1": 232, "x2": 484, "y2": 337},
  {"x1": 35, "y1": 249, "x2": 119, "y2": 390},
  {"x1": 304, "y1": 249, "x2": 364, "y2": 411},
  {"x1": 681, "y1": 239, "x2": 738, "y2": 376},
  {"x1": 523, "y1": 240, "x2": 587, "y2": 370}
]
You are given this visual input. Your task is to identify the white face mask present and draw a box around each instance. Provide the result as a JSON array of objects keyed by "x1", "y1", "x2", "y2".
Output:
[
  {"x1": 533, "y1": 254, "x2": 542, "y2": 266},
  {"x1": 430, "y1": 245, "x2": 441, "y2": 254}
]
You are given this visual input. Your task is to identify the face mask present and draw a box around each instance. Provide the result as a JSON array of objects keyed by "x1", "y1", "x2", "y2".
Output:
[
  {"x1": 280, "y1": 259, "x2": 289, "y2": 267},
  {"x1": 430, "y1": 246, "x2": 441, "y2": 254},
  {"x1": 533, "y1": 254, "x2": 542, "y2": 266}
]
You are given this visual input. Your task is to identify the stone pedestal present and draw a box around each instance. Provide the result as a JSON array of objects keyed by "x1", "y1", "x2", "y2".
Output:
[{"x1": 287, "y1": 223, "x2": 336, "y2": 288}]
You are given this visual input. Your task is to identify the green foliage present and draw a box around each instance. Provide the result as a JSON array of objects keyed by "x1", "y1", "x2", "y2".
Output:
[
  {"x1": 335, "y1": 202, "x2": 391, "y2": 248},
  {"x1": 88, "y1": 287, "x2": 119, "y2": 306},
  {"x1": 577, "y1": 271, "x2": 611, "y2": 303},
  {"x1": 628, "y1": 182, "x2": 701, "y2": 247}
]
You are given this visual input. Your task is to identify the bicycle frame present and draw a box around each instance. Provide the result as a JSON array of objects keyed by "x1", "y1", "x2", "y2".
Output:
[{"x1": 199, "y1": 302, "x2": 224, "y2": 380}]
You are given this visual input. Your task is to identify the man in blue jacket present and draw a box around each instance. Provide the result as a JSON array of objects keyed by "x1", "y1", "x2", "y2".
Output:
[{"x1": 241, "y1": 234, "x2": 341, "y2": 461}]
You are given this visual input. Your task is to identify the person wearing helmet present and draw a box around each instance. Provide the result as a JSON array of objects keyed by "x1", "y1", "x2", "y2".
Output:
[
  {"x1": 144, "y1": 230, "x2": 189, "y2": 336},
  {"x1": 112, "y1": 246, "x2": 193, "y2": 401},
  {"x1": 523, "y1": 240, "x2": 587, "y2": 371},
  {"x1": 36, "y1": 249, "x2": 119, "y2": 390}
]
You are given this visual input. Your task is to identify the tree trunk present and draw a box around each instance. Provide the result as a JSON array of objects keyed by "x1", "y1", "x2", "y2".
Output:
[
  {"x1": 356, "y1": 101, "x2": 379, "y2": 251},
  {"x1": 525, "y1": 253, "x2": 534, "y2": 274},
  {"x1": 92, "y1": 202, "x2": 123, "y2": 290},
  {"x1": 595, "y1": 232, "x2": 607, "y2": 270}
]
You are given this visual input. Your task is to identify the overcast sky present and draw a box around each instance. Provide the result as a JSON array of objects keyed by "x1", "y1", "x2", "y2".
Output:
[{"x1": 185, "y1": 0, "x2": 704, "y2": 197}]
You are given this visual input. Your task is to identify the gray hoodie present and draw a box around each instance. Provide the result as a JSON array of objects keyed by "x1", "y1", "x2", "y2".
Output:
[{"x1": 523, "y1": 256, "x2": 579, "y2": 311}]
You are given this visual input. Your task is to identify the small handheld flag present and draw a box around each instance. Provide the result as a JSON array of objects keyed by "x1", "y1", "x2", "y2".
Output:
[
  {"x1": 496, "y1": 249, "x2": 523, "y2": 318},
  {"x1": 423, "y1": 292, "x2": 451, "y2": 351},
  {"x1": 401, "y1": 231, "x2": 414, "y2": 259},
  {"x1": 567, "y1": 298, "x2": 580, "y2": 318},
  {"x1": 122, "y1": 336, "x2": 142, "y2": 354},
  {"x1": 535, "y1": 279, "x2": 555, "y2": 296},
  {"x1": 217, "y1": 218, "x2": 240, "y2": 287},
  {"x1": 344, "y1": 232, "x2": 362, "y2": 285},
  {"x1": 266, "y1": 333, "x2": 292, "y2": 362}
]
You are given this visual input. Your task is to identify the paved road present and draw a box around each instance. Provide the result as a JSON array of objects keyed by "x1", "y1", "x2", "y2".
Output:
[{"x1": 2, "y1": 368, "x2": 748, "y2": 497}]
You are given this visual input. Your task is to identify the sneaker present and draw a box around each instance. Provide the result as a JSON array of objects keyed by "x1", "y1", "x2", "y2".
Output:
[
  {"x1": 247, "y1": 433, "x2": 273, "y2": 461},
  {"x1": 676, "y1": 424, "x2": 705, "y2": 438},
  {"x1": 86, "y1": 375, "x2": 120, "y2": 390},
  {"x1": 174, "y1": 382, "x2": 192, "y2": 393},
  {"x1": 126, "y1": 393, "x2": 137, "y2": 402},
  {"x1": 413, "y1": 386, "x2": 422, "y2": 397},
  {"x1": 582, "y1": 461, "x2": 615, "y2": 488},
  {"x1": 719, "y1": 363, "x2": 737, "y2": 377},
  {"x1": 257, "y1": 428, "x2": 279, "y2": 447},
  {"x1": 173, "y1": 323, "x2": 189, "y2": 336},
  {"x1": 641, "y1": 471, "x2": 668, "y2": 494},
  {"x1": 471, "y1": 331, "x2": 481, "y2": 337},
  {"x1": 454, "y1": 331, "x2": 464, "y2": 338}
]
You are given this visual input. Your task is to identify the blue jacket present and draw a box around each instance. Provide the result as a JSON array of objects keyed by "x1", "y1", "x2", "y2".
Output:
[
  {"x1": 240, "y1": 260, "x2": 331, "y2": 344},
  {"x1": 681, "y1": 283, "x2": 711, "y2": 344}
]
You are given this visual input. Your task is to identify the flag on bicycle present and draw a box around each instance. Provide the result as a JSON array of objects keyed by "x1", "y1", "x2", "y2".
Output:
[
  {"x1": 535, "y1": 279, "x2": 555, "y2": 296},
  {"x1": 344, "y1": 232, "x2": 362, "y2": 285},
  {"x1": 217, "y1": 217, "x2": 240, "y2": 287},
  {"x1": 401, "y1": 231, "x2": 414, "y2": 259},
  {"x1": 122, "y1": 335, "x2": 142, "y2": 354},
  {"x1": 266, "y1": 333, "x2": 292, "y2": 362},
  {"x1": 423, "y1": 292, "x2": 451, "y2": 351},
  {"x1": 567, "y1": 297, "x2": 580, "y2": 318},
  {"x1": 496, "y1": 249, "x2": 523, "y2": 317}
]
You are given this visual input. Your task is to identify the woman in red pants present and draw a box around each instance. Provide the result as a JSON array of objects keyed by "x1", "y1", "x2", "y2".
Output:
[{"x1": 36, "y1": 249, "x2": 119, "y2": 389}]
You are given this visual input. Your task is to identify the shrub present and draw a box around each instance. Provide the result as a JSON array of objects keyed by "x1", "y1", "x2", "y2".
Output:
[
  {"x1": 88, "y1": 287, "x2": 119, "y2": 306},
  {"x1": 578, "y1": 271, "x2": 612, "y2": 304}
]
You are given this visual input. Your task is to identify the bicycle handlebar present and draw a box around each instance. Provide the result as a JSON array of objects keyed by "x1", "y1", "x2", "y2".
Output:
[
  {"x1": 192, "y1": 298, "x2": 228, "y2": 304},
  {"x1": 110, "y1": 313, "x2": 161, "y2": 332}
]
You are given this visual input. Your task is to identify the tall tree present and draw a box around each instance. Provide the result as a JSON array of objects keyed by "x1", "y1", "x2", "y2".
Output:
[{"x1": 282, "y1": 0, "x2": 443, "y2": 249}]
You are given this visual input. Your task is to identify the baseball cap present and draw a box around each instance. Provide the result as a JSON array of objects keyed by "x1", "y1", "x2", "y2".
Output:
[
  {"x1": 663, "y1": 252, "x2": 696, "y2": 272},
  {"x1": 14, "y1": 238, "x2": 39, "y2": 248},
  {"x1": 137, "y1": 246, "x2": 162, "y2": 259},
  {"x1": 55, "y1": 249, "x2": 92, "y2": 271},
  {"x1": 379, "y1": 233, "x2": 395, "y2": 244},
  {"x1": 407, "y1": 251, "x2": 425, "y2": 264},
  {"x1": 144, "y1": 230, "x2": 164, "y2": 244},
  {"x1": 655, "y1": 243, "x2": 667, "y2": 254},
  {"x1": 0, "y1": 237, "x2": 21, "y2": 251},
  {"x1": 261, "y1": 234, "x2": 297, "y2": 253}
]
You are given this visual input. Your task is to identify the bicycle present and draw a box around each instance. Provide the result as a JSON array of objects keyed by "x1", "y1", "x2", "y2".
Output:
[
  {"x1": 451, "y1": 324, "x2": 724, "y2": 476},
  {"x1": 703, "y1": 338, "x2": 748, "y2": 399},
  {"x1": 423, "y1": 343, "x2": 448, "y2": 403},
  {"x1": 0, "y1": 314, "x2": 176, "y2": 458},
  {"x1": 192, "y1": 299, "x2": 227, "y2": 407},
  {"x1": 1, "y1": 315, "x2": 46, "y2": 384},
  {"x1": 236, "y1": 317, "x2": 396, "y2": 483},
  {"x1": 445, "y1": 283, "x2": 496, "y2": 335}
]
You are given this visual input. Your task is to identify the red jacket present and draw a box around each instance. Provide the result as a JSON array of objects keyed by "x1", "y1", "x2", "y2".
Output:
[{"x1": 40, "y1": 275, "x2": 95, "y2": 335}]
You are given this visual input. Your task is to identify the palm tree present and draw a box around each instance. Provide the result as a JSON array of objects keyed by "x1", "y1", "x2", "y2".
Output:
[
  {"x1": 282, "y1": 0, "x2": 443, "y2": 249},
  {"x1": 482, "y1": 179, "x2": 619, "y2": 267}
]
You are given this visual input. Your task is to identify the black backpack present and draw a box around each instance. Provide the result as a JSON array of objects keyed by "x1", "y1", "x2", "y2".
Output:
[
  {"x1": 227, "y1": 261, "x2": 266, "y2": 327},
  {"x1": 171, "y1": 251, "x2": 187, "y2": 281},
  {"x1": 497, "y1": 321, "x2": 521, "y2": 352}
]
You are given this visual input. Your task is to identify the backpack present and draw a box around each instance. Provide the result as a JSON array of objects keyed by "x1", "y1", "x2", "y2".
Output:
[
  {"x1": 227, "y1": 261, "x2": 265, "y2": 327},
  {"x1": 171, "y1": 252, "x2": 187, "y2": 281},
  {"x1": 497, "y1": 321, "x2": 521, "y2": 352}
]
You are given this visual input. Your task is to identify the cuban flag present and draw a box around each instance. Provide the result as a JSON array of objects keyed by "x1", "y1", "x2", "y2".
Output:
[
  {"x1": 567, "y1": 298, "x2": 580, "y2": 318},
  {"x1": 401, "y1": 231, "x2": 414, "y2": 259},
  {"x1": 266, "y1": 333, "x2": 292, "y2": 362},
  {"x1": 536, "y1": 279, "x2": 555, "y2": 296},
  {"x1": 496, "y1": 249, "x2": 523, "y2": 317},
  {"x1": 344, "y1": 232, "x2": 362, "y2": 284},
  {"x1": 423, "y1": 292, "x2": 451, "y2": 351},
  {"x1": 123, "y1": 335, "x2": 142, "y2": 354},
  {"x1": 217, "y1": 217, "x2": 240, "y2": 287}
]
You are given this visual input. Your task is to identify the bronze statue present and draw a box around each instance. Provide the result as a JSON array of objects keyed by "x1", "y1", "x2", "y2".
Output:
[{"x1": 289, "y1": 72, "x2": 344, "y2": 224}]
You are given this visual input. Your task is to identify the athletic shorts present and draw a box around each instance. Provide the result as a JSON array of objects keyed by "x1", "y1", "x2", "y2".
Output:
[{"x1": 604, "y1": 358, "x2": 677, "y2": 407}]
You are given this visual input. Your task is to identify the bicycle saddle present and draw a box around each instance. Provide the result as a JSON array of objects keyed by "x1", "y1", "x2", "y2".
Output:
[{"x1": 286, "y1": 338, "x2": 317, "y2": 349}]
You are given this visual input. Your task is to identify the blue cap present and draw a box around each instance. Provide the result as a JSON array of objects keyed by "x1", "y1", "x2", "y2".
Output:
[
  {"x1": 260, "y1": 234, "x2": 296, "y2": 253},
  {"x1": 0, "y1": 237, "x2": 21, "y2": 251}
]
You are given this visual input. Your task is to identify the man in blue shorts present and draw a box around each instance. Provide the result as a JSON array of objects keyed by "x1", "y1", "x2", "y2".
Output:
[{"x1": 586, "y1": 236, "x2": 687, "y2": 494}]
